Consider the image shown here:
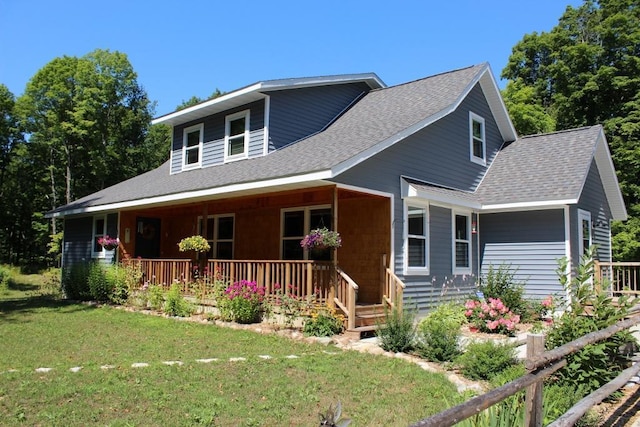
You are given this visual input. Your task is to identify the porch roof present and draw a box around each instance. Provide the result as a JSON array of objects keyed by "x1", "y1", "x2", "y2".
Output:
[{"x1": 50, "y1": 63, "x2": 509, "y2": 217}]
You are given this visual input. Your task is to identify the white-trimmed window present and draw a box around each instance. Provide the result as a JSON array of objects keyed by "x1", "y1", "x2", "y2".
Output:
[
  {"x1": 405, "y1": 203, "x2": 429, "y2": 274},
  {"x1": 469, "y1": 112, "x2": 486, "y2": 165},
  {"x1": 183, "y1": 123, "x2": 203, "y2": 169},
  {"x1": 92, "y1": 215, "x2": 107, "y2": 257},
  {"x1": 197, "y1": 214, "x2": 235, "y2": 259},
  {"x1": 281, "y1": 205, "x2": 332, "y2": 261},
  {"x1": 225, "y1": 110, "x2": 250, "y2": 161},
  {"x1": 453, "y1": 212, "x2": 471, "y2": 274},
  {"x1": 578, "y1": 209, "x2": 592, "y2": 257}
]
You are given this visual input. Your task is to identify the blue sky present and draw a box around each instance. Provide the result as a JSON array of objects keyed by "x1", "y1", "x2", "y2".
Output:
[{"x1": 0, "y1": 0, "x2": 582, "y2": 117}]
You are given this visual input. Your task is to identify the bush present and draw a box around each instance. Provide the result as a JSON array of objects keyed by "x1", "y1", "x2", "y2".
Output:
[
  {"x1": 164, "y1": 283, "x2": 193, "y2": 317},
  {"x1": 148, "y1": 284, "x2": 164, "y2": 310},
  {"x1": 376, "y1": 305, "x2": 416, "y2": 353},
  {"x1": 88, "y1": 262, "x2": 112, "y2": 302},
  {"x1": 0, "y1": 265, "x2": 10, "y2": 292},
  {"x1": 547, "y1": 250, "x2": 637, "y2": 394},
  {"x1": 417, "y1": 302, "x2": 464, "y2": 362},
  {"x1": 478, "y1": 264, "x2": 527, "y2": 318},
  {"x1": 456, "y1": 340, "x2": 517, "y2": 381},
  {"x1": 221, "y1": 280, "x2": 265, "y2": 323},
  {"x1": 61, "y1": 262, "x2": 92, "y2": 300},
  {"x1": 303, "y1": 304, "x2": 344, "y2": 337},
  {"x1": 464, "y1": 298, "x2": 521, "y2": 336}
]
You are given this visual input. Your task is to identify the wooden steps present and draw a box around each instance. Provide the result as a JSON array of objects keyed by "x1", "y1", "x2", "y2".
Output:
[{"x1": 345, "y1": 304, "x2": 387, "y2": 337}]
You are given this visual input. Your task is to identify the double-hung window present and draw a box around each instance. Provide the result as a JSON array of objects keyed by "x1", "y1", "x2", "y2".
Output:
[
  {"x1": 281, "y1": 206, "x2": 332, "y2": 261},
  {"x1": 197, "y1": 215, "x2": 234, "y2": 259},
  {"x1": 183, "y1": 123, "x2": 203, "y2": 169},
  {"x1": 453, "y1": 212, "x2": 471, "y2": 274},
  {"x1": 578, "y1": 209, "x2": 592, "y2": 257},
  {"x1": 405, "y1": 204, "x2": 428, "y2": 274},
  {"x1": 92, "y1": 215, "x2": 107, "y2": 257},
  {"x1": 469, "y1": 112, "x2": 486, "y2": 165},
  {"x1": 225, "y1": 110, "x2": 250, "y2": 161}
]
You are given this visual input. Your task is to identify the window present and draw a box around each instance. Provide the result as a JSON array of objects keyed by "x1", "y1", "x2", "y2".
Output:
[
  {"x1": 469, "y1": 112, "x2": 486, "y2": 165},
  {"x1": 183, "y1": 123, "x2": 203, "y2": 168},
  {"x1": 281, "y1": 206, "x2": 332, "y2": 261},
  {"x1": 578, "y1": 209, "x2": 592, "y2": 257},
  {"x1": 225, "y1": 110, "x2": 250, "y2": 161},
  {"x1": 92, "y1": 215, "x2": 107, "y2": 257},
  {"x1": 197, "y1": 215, "x2": 235, "y2": 259},
  {"x1": 453, "y1": 212, "x2": 471, "y2": 273},
  {"x1": 405, "y1": 204, "x2": 428, "y2": 274}
]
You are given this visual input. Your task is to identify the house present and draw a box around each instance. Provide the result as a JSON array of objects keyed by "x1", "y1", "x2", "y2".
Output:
[{"x1": 48, "y1": 63, "x2": 627, "y2": 327}]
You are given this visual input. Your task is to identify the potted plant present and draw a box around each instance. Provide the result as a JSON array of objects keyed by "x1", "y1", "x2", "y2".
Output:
[
  {"x1": 178, "y1": 235, "x2": 210, "y2": 253},
  {"x1": 300, "y1": 227, "x2": 342, "y2": 250},
  {"x1": 97, "y1": 235, "x2": 119, "y2": 251}
]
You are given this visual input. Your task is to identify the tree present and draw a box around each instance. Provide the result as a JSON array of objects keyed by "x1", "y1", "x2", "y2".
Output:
[
  {"x1": 176, "y1": 89, "x2": 224, "y2": 111},
  {"x1": 502, "y1": 0, "x2": 640, "y2": 260}
]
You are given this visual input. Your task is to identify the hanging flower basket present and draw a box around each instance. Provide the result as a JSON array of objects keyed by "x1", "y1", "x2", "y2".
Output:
[
  {"x1": 97, "y1": 235, "x2": 119, "y2": 251},
  {"x1": 178, "y1": 235, "x2": 210, "y2": 253},
  {"x1": 300, "y1": 227, "x2": 341, "y2": 250}
]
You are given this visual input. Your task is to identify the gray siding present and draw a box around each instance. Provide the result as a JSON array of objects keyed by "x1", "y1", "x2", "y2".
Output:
[
  {"x1": 575, "y1": 161, "x2": 613, "y2": 263},
  {"x1": 62, "y1": 214, "x2": 119, "y2": 267},
  {"x1": 170, "y1": 100, "x2": 266, "y2": 173},
  {"x1": 268, "y1": 82, "x2": 370, "y2": 150},
  {"x1": 333, "y1": 83, "x2": 499, "y2": 312},
  {"x1": 480, "y1": 210, "x2": 566, "y2": 299}
]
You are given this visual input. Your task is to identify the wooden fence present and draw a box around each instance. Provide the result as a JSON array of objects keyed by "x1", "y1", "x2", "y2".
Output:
[
  {"x1": 595, "y1": 261, "x2": 640, "y2": 296},
  {"x1": 410, "y1": 314, "x2": 640, "y2": 427}
]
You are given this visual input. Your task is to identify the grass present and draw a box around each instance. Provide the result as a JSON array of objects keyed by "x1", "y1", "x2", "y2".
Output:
[{"x1": 0, "y1": 269, "x2": 462, "y2": 426}]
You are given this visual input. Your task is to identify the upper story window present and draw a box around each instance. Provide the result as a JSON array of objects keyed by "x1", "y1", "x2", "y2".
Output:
[
  {"x1": 453, "y1": 212, "x2": 471, "y2": 274},
  {"x1": 469, "y1": 112, "x2": 486, "y2": 166},
  {"x1": 405, "y1": 203, "x2": 429, "y2": 274},
  {"x1": 225, "y1": 110, "x2": 250, "y2": 161},
  {"x1": 183, "y1": 123, "x2": 203, "y2": 169}
]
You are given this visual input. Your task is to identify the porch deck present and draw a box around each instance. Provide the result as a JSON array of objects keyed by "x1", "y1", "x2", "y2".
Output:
[
  {"x1": 595, "y1": 261, "x2": 640, "y2": 296},
  {"x1": 126, "y1": 258, "x2": 405, "y2": 331}
]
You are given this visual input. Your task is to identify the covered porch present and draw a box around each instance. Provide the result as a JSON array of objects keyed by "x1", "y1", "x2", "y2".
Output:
[{"x1": 114, "y1": 184, "x2": 404, "y2": 330}]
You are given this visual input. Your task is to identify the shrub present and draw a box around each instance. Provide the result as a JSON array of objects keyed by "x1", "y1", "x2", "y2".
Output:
[
  {"x1": 478, "y1": 264, "x2": 526, "y2": 318},
  {"x1": 303, "y1": 304, "x2": 344, "y2": 337},
  {"x1": 0, "y1": 265, "x2": 10, "y2": 292},
  {"x1": 148, "y1": 284, "x2": 164, "y2": 310},
  {"x1": 222, "y1": 280, "x2": 265, "y2": 323},
  {"x1": 105, "y1": 265, "x2": 128, "y2": 304},
  {"x1": 376, "y1": 305, "x2": 416, "y2": 353},
  {"x1": 547, "y1": 250, "x2": 637, "y2": 394},
  {"x1": 164, "y1": 283, "x2": 193, "y2": 317},
  {"x1": 88, "y1": 262, "x2": 113, "y2": 302},
  {"x1": 61, "y1": 262, "x2": 92, "y2": 300},
  {"x1": 464, "y1": 298, "x2": 521, "y2": 336},
  {"x1": 416, "y1": 302, "x2": 464, "y2": 362},
  {"x1": 263, "y1": 283, "x2": 313, "y2": 328},
  {"x1": 456, "y1": 340, "x2": 517, "y2": 381}
]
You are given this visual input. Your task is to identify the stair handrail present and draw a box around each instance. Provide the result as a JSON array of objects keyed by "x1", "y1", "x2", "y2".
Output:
[
  {"x1": 384, "y1": 266, "x2": 406, "y2": 311},
  {"x1": 335, "y1": 266, "x2": 358, "y2": 330}
]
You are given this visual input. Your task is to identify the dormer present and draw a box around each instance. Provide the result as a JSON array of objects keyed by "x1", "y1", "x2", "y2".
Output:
[{"x1": 152, "y1": 74, "x2": 385, "y2": 174}]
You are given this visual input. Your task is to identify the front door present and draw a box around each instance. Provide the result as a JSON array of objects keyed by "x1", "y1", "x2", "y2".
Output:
[{"x1": 135, "y1": 217, "x2": 161, "y2": 258}]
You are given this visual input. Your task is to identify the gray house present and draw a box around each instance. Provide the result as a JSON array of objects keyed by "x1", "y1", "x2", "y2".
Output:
[{"x1": 49, "y1": 63, "x2": 626, "y2": 324}]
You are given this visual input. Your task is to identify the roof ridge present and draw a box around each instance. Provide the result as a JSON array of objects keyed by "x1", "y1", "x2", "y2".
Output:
[
  {"x1": 372, "y1": 63, "x2": 486, "y2": 92},
  {"x1": 519, "y1": 125, "x2": 600, "y2": 140}
]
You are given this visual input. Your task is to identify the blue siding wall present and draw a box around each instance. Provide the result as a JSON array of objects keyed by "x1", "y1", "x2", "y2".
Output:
[
  {"x1": 333, "y1": 83, "x2": 498, "y2": 311},
  {"x1": 63, "y1": 214, "x2": 119, "y2": 267},
  {"x1": 171, "y1": 100, "x2": 266, "y2": 173},
  {"x1": 575, "y1": 161, "x2": 613, "y2": 263},
  {"x1": 268, "y1": 82, "x2": 370, "y2": 151},
  {"x1": 480, "y1": 210, "x2": 566, "y2": 299}
]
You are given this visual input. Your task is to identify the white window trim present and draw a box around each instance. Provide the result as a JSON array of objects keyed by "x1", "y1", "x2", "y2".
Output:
[
  {"x1": 469, "y1": 112, "x2": 486, "y2": 166},
  {"x1": 182, "y1": 123, "x2": 204, "y2": 170},
  {"x1": 92, "y1": 215, "x2": 107, "y2": 258},
  {"x1": 404, "y1": 200, "x2": 429, "y2": 275},
  {"x1": 197, "y1": 214, "x2": 235, "y2": 259},
  {"x1": 452, "y1": 211, "x2": 472, "y2": 275},
  {"x1": 224, "y1": 110, "x2": 250, "y2": 162},
  {"x1": 578, "y1": 209, "x2": 592, "y2": 258},
  {"x1": 280, "y1": 205, "x2": 332, "y2": 260}
]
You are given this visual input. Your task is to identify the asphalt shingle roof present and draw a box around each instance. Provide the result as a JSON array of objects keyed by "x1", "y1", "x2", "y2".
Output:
[{"x1": 53, "y1": 64, "x2": 486, "y2": 214}]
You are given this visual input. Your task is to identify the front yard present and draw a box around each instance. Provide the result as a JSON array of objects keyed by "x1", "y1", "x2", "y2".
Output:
[{"x1": 0, "y1": 272, "x2": 460, "y2": 426}]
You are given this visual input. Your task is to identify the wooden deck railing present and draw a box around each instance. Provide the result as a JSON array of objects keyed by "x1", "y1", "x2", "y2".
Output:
[
  {"x1": 383, "y1": 267, "x2": 406, "y2": 311},
  {"x1": 594, "y1": 261, "x2": 640, "y2": 296},
  {"x1": 334, "y1": 267, "x2": 358, "y2": 330}
]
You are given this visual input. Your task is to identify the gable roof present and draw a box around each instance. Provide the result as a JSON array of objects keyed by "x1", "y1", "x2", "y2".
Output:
[
  {"x1": 49, "y1": 64, "x2": 515, "y2": 217},
  {"x1": 405, "y1": 125, "x2": 627, "y2": 220}
]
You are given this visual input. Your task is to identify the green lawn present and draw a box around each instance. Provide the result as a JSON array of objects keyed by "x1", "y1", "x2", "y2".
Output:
[{"x1": 0, "y1": 272, "x2": 462, "y2": 426}]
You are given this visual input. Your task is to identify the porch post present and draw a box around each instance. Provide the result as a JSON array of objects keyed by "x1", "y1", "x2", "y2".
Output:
[{"x1": 332, "y1": 186, "x2": 339, "y2": 308}]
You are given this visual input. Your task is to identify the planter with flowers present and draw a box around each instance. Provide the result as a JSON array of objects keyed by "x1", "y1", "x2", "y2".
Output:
[
  {"x1": 300, "y1": 227, "x2": 342, "y2": 251},
  {"x1": 98, "y1": 235, "x2": 120, "y2": 251},
  {"x1": 178, "y1": 235, "x2": 211, "y2": 280}
]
